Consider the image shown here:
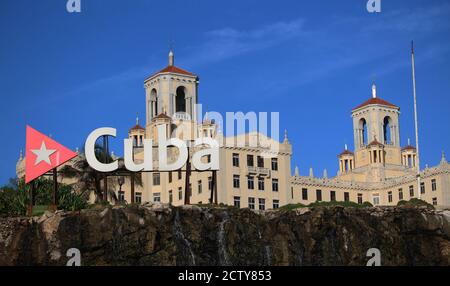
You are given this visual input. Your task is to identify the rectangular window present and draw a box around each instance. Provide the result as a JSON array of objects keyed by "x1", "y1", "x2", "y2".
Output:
[
  {"x1": 118, "y1": 191, "x2": 125, "y2": 202},
  {"x1": 432, "y1": 179, "x2": 437, "y2": 191},
  {"x1": 208, "y1": 176, "x2": 212, "y2": 191},
  {"x1": 258, "y1": 177, "x2": 265, "y2": 191},
  {"x1": 248, "y1": 197, "x2": 255, "y2": 209},
  {"x1": 153, "y1": 192, "x2": 161, "y2": 202},
  {"x1": 189, "y1": 183, "x2": 192, "y2": 197},
  {"x1": 259, "y1": 198, "x2": 266, "y2": 210},
  {"x1": 247, "y1": 155, "x2": 254, "y2": 167},
  {"x1": 247, "y1": 176, "x2": 254, "y2": 190},
  {"x1": 153, "y1": 172, "x2": 160, "y2": 186},
  {"x1": 178, "y1": 169, "x2": 182, "y2": 180},
  {"x1": 291, "y1": 187, "x2": 294, "y2": 199},
  {"x1": 169, "y1": 190, "x2": 173, "y2": 204},
  {"x1": 432, "y1": 197, "x2": 437, "y2": 205},
  {"x1": 302, "y1": 188, "x2": 308, "y2": 200},
  {"x1": 178, "y1": 187, "x2": 183, "y2": 201},
  {"x1": 372, "y1": 194, "x2": 380, "y2": 205},
  {"x1": 234, "y1": 196, "x2": 240, "y2": 208},
  {"x1": 272, "y1": 179, "x2": 279, "y2": 192},
  {"x1": 388, "y1": 191, "x2": 393, "y2": 203},
  {"x1": 271, "y1": 158, "x2": 278, "y2": 171},
  {"x1": 399, "y1": 188, "x2": 403, "y2": 200},
  {"x1": 344, "y1": 192, "x2": 349, "y2": 202},
  {"x1": 197, "y1": 180, "x2": 202, "y2": 194},
  {"x1": 168, "y1": 172, "x2": 172, "y2": 183},
  {"x1": 316, "y1": 190, "x2": 322, "y2": 202},
  {"x1": 232, "y1": 153, "x2": 239, "y2": 167},
  {"x1": 330, "y1": 191, "x2": 336, "y2": 201},
  {"x1": 233, "y1": 175, "x2": 240, "y2": 188},
  {"x1": 357, "y1": 193, "x2": 363, "y2": 204},
  {"x1": 257, "y1": 156, "x2": 264, "y2": 168},
  {"x1": 409, "y1": 185, "x2": 414, "y2": 197},
  {"x1": 135, "y1": 192, "x2": 142, "y2": 204},
  {"x1": 273, "y1": 200, "x2": 279, "y2": 209},
  {"x1": 420, "y1": 182, "x2": 425, "y2": 194}
]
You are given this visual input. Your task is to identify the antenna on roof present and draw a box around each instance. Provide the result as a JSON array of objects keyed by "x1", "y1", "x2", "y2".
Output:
[{"x1": 411, "y1": 40, "x2": 422, "y2": 199}]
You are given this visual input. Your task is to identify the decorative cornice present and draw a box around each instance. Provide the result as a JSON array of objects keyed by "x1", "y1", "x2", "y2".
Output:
[{"x1": 291, "y1": 163, "x2": 449, "y2": 191}]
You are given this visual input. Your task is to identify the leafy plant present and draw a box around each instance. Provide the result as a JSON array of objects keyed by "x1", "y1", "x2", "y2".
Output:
[
  {"x1": 59, "y1": 144, "x2": 142, "y2": 203},
  {"x1": 0, "y1": 177, "x2": 89, "y2": 217},
  {"x1": 279, "y1": 200, "x2": 373, "y2": 211},
  {"x1": 397, "y1": 198, "x2": 434, "y2": 209}
]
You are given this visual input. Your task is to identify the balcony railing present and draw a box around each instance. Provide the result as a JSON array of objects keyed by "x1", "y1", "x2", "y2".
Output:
[
  {"x1": 173, "y1": 112, "x2": 191, "y2": 121},
  {"x1": 247, "y1": 166, "x2": 271, "y2": 177}
]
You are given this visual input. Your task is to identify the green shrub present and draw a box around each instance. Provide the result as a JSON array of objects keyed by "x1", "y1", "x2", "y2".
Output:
[
  {"x1": 397, "y1": 198, "x2": 434, "y2": 209},
  {"x1": 57, "y1": 185, "x2": 88, "y2": 211},
  {"x1": 0, "y1": 177, "x2": 89, "y2": 217},
  {"x1": 0, "y1": 187, "x2": 28, "y2": 217},
  {"x1": 279, "y1": 200, "x2": 373, "y2": 211},
  {"x1": 362, "y1": 201, "x2": 373, "y2": 207},
  {"x1": 308, "y1": 201, "x2": 371, "y2": 208},
  {"x1": 279, "y1": 203, "x2": 307, "y2": 210}
]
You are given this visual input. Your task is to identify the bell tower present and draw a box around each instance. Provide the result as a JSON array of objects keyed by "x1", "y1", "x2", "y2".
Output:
[
  {"x1": 144, "y1": 49, "x2": 199, "y2": 126},
  {"x1": 351, "y1": 84, "x2": 402, "y2": 170},
  {"x1": 143, "y1": 50, "x2": 199, "y2": 141}
]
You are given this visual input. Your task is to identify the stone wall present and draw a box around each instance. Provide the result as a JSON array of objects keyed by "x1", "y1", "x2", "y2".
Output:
[{"x1": 1, "y1": 204, "x2": 449, "y2": 266}]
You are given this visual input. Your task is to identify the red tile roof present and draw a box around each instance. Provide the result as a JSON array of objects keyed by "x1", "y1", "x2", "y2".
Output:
[
  {"x1": 402, "y1": 145, "x2": 416, "y2": 151},
  {"x1": 353, "y1": 97, "x2": 399, "y2": 111},
  {"x1": 153, "y1": 113, "x2": 172, "y2": 120},
  {"x1": 147, "y1": 65, "x2": 196, "y2": 80},
  {"x1": 368, "y1": 139, "x2": 383, "y2": 147},
  {"x1": 339, "y1": 149, "x2": 354, "y2": 156},
  {"x1": 129, "y1": 124, "x2": 145, "y2": 132}
]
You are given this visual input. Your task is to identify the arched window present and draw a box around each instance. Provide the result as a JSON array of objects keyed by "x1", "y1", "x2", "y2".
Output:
[
  {"x1": 151, "y1": 88, "x2": 158, "y2": 116},
  {"x1": 359, "y1": 118, "x2": 368, "y2": 146},
  {"x1": 383, "y1": 116, "x2": 392, "y2": 144},
  {"x1": 176, "y1": 86, "x2": 186, "y2": 113}
]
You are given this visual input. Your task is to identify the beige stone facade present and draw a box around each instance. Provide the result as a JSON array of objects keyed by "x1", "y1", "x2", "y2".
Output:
[
  {"x1": 16, "y1": 51, "x2": 450, "y2": 209},
  {"x1": 291, "y1": 84, "x2": 450, "y2": 208}
]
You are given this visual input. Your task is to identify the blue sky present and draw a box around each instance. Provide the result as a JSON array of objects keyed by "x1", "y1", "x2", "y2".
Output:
[{"x1": 1, "y1": 0, "x2": 450, "y2": 184}]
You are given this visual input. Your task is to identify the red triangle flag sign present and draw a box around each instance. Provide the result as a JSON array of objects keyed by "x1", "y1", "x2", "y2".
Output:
[{"x1": 25, "y1": 125, "x2": 78, "y2": 184}]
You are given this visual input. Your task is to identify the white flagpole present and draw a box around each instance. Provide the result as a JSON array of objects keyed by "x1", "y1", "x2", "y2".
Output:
[{"x1": 411, "y1": 41, "x2": 421, "y2": 199}]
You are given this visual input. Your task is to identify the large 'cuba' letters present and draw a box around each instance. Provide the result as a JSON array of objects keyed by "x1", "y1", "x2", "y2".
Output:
[{"x1": 85, "y1": 126, "x2": 219, "y2": 172}]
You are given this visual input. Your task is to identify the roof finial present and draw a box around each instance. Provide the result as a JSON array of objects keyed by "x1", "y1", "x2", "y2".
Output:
[
  {"x1": 441, "y1": 151, "x2": 447, "y2": 165},
  {"x1": 372, "y1": 83, "x2": 377, "y2": 98},
  {"x1": 19, "y1": 149, "x2": 23, "y2": 160},
  {"x1": 323, "y1": 169, "x2": 328, "y2": 179},
  {"x1": 168, "y1": 45, "x2": 174, "y2": 66},
  {"x1": 136, "y1": 114, "x2": 139, "y2": 125},
  {"x1": 309, "y1": 167, "x2": 314, "y2": 178},
  {"x1": 295, "y1": 166, "x2": 300, "y2": 176},
  {"x1": 283, "y1": 129, "x2": 289, "y2": 143},
  {"x1": 407, "y1": 138, "x2": 411, "y2": 146},
  {"x1": 344, "y1": 143, "x2": 348, "y2": 150}
]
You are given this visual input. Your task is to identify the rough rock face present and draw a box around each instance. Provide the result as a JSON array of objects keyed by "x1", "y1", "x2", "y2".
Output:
[{"x1": 1, "y1": 204, "x2": 450, "y2": 266}]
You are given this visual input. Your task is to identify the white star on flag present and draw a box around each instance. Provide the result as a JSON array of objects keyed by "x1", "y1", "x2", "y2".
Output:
[{"x1": 31, "y1": 141, "x2": 56, "y2": 166}]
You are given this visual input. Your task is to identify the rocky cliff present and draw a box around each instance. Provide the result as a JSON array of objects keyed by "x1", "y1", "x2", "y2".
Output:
[{"x1": 1, "y1": 204, "x2": 450, "y2": 266}]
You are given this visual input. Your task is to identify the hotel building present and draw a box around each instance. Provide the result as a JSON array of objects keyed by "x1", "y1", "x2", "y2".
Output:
[{"x1": 16, "y1": 51, "x2": 450, "y2": 208}]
